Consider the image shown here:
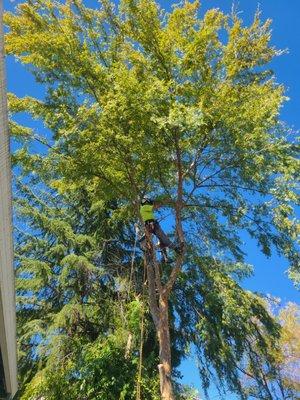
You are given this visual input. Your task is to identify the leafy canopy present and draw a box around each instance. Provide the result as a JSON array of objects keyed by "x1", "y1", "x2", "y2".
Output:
[{"x1": 5, "y1": 0, "x2": 298, "y2": 273}]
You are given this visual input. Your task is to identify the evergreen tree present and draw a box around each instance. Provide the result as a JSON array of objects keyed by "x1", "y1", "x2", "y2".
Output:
[{"x1": 13, "y1": 162, "x2": 161, "y2": 399}]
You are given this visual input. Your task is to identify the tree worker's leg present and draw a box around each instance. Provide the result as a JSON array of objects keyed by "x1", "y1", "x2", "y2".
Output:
[{"x1": 153, "y1": 222, "x2": 175, "y2": 249}]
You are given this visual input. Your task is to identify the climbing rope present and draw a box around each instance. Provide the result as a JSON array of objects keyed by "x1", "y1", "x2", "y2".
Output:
[
  {"x1": 127, "y1": 219, "x2": 164, "y2": 400},
  {"x1": 135, "y1": 219, "x2": 161, "y2": 400},
  {"x1": 135, "y1": 257, "x2": 147, "y2": 400},
  {"x1": 125, "y1": 222, "x2": 148, "y2": 400}
]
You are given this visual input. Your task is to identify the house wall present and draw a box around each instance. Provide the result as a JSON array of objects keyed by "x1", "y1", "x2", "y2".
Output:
[{"x1": 0, "y1": 1, "x2": 18, "y2": 397}]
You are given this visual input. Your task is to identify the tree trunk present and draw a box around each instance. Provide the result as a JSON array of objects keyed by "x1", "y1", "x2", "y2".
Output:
[
  {"x1": 145, "y1": 253, "x2": 175, "y2": 399},
  {"x1": 143, "y1": 203, "x2": 184, "y2": 399},
  {"x1": 157, "y1": 296, "x2": 174, "y2": 400},
  {"x1": 143, "y1": 232, "x2": 184, "y2": 398}
]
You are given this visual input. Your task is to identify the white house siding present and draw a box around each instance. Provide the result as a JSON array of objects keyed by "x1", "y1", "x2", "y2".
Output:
[{"x1": 0, "y1": 0, "x2": 18, "y2": 397}]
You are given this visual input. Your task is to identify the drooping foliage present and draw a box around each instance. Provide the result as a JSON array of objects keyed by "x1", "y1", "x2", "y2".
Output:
[
  {"x1": 14, "y1": 165, "x2": 163, "y2": 399},
  {"x1": 5, "y1": 0, "x2": 299, "y2": 398},
  {"x1": 173, "y1": 258, "x2": 296, "y2": 399}
]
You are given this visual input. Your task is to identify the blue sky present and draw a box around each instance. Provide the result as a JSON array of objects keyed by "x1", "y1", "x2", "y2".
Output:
[{"x1": 4, "y1": 0, "x2": 299, "y2": 398}]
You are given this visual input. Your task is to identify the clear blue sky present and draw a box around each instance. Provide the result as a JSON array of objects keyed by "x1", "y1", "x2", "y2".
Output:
[{"x1": 4, "y1": 0, "x2": 299, "y2": 398}]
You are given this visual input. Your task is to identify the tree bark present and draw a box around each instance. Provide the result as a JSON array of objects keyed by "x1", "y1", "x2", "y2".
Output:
[
  {"x1": 144, "y1": 242, "x2": 176, "y2": 399},
  {"x1": 157, "y1": 295, "x2": 174, "y2": 400}
]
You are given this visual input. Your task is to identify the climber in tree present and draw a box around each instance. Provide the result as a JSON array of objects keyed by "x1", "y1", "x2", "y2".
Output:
[{"x1": 139, "y1": 196, "x2": 182, "y2": 258}]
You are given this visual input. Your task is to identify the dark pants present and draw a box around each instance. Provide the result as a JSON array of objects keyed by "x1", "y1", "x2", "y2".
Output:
[{"x1": 139, "y1": 220, "x2": 176, "y2": 250}]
